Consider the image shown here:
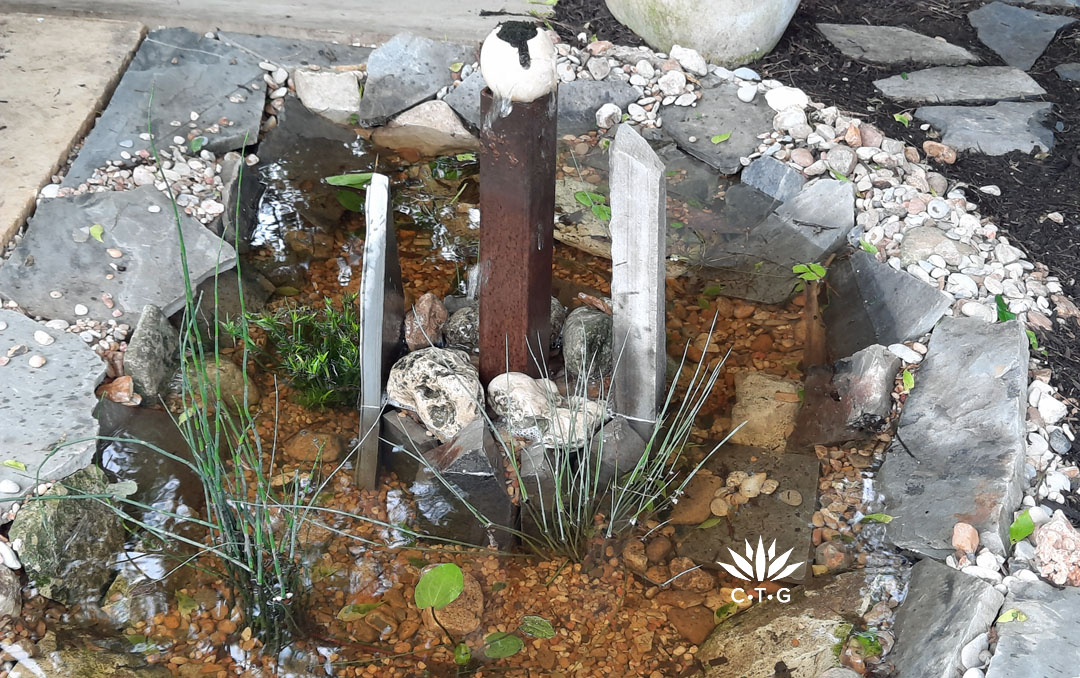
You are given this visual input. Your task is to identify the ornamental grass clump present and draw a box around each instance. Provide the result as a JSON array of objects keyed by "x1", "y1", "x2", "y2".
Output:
[
  {"x1": 229, "y1": 293, "x2": 364, "y2": 409},
  {"x1": 406, "y1": 320, "x2": 739, "y2": 562}
]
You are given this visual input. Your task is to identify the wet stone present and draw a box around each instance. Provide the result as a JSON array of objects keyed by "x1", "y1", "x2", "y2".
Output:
[
  {"x1": 889, "y1": 559, "x2": 1004, "y2": 678},
  {"x1": 386, "y1": 347, "x2": 483, "y2": 443},
  {"x1": 257, "y1": 96, "x2": 372, "y2": 233},
  {"x1": 824, "y1": 250, "x2": 953, "y2": 359},
  {"x1": 790, "y1": 344, "x2": 901, "y2": 451},
  {"x1": 673, "y1": 444, "x2": 817, "y2": 581},
  {"x1": 556, "y1": 80, "x2": 640, "y2": 135},
  {"x1": 874, "y1": 66, "x2": 1046, "y2": 103},
  {"x1": 969, "y1": 2, "x2": 1076, "y2": 71},
  {"x1": 380, "y1": 410, "x2": 441, "y2": 482},
  {"x1": 9, "y1": 634, "x2": 171, "y2": 678},
  {"x1": 0, "y1": 186, "x2": 236, "y2": 324},
  {"x1": 124, "y1": 304, "x2": 179, "y2": 400},
  {"x1": 698, "y1": 179, "x2": 854, "y2": 304},
  {"x1": 699, "y1": 572, "x2": 867, "y2": 677},
  {"x1": 656, "y1": 144, "x2": 723, "y2": 205},
  {"x1": 817, "y1": 23, "x2": 978, "y2": 66},
  {"x1": 410, "y1": 419, "x2": 514, "y2": 549},
  {"x1": 985, "y1": 579, "x2": 1080, "y2": 678},
  {"x1": 0, "y1": 310, "x2": 104, "y2": 514},
  {"x1": 355, "y1": 33, "x2": 472, "y2": 126},
  {"x1": 218, "y1": 32, "x2": 372, "y2": 70},
  {"x1": 664, "y1": 83, "x2": 777, "y2": 174},
  {"x1": 562, "y1": 305, "x2": 614, "y2": 378},
  {"x1": 878, "y1": 317, "x2": 1028, "y2": 559},
  {"x1": 739, "y1": 155, "x2": 806, "y2": 202},
  {"x1": 590, "y1": 415, "x2": 649, "y2": 489},
  {"x1": 64, "y1": 28, "x2": 264, "y2": 186},
  {"x1": 915, "y1": 101, "x2": 1055, "y2": 155},
  {"x1": 9, "y1": 466, "x2": 125, "y2": 606}
]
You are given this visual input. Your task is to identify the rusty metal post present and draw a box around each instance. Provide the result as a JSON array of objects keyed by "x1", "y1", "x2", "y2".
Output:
[{"x1": 477, "y1": 88, "x2": 557, "y2": 384}]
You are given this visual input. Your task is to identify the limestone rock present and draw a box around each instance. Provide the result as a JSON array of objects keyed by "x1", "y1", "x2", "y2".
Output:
[
  {"x1": 878, "y1": 318, "x2": 1028, "y2": 559},
  {"x1": 355, "y1": 33, "x2": 472, "y2": 126},
  {"x1": 985, "y1": 579, "x2": 1080, "y2": 678},
  {"x1": 1034, "y1": 510, "x2": 1080, "y2": 586},
  {"x1": 700, "y1": 572, "x2": 868, "y2": 677},
  {"x1": 0, "y1": 566, "x2": 20, "y2": 618},
  {"x1": 915, "y1": 101, "x2": 1054, "y2": 155},
  {"x1": 387, "y1": 347, "x2": 483, "y2": 443},
  {"x1": 969, "y1": 2, "x2": 1076, "y2": 71},
  {"x1": 728, "y1": 372, "x2": 801, "y2": 451},
  {"x1": 889, "y1": 558, "x2": 1004, "y2": 678},
  {"x1": 665, "y1": 84, "x2": 776, "y2": 174},
  {"x1": 9, "y1": 466, "x2": 125, "y2": 606},
  {"x1": 190, "y1": 358, "x2": 261, "y2": 414},
  {"x1": 443, "y1": 303, "x2": 479, "y2": 352},
  {"x1": 412, "y1": 419, "x2": 513, "y2": 548},
  {"x1": 292, "y1": 69, "x2": 362, "y2": 125},
  {"x1": 372, "y1": 100, "x2": 479, "y2": 156}
]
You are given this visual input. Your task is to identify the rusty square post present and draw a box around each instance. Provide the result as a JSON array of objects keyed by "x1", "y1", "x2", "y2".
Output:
[{"x1": 477, "y1": 88, "x2": 557, "y2": 384}]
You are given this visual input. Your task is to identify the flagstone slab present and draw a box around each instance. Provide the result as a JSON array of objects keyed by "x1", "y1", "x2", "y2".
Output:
[
  {"x1": 915, "y1": 101, "x2": 1055, "y2": 155},
  {"x1": 63, "y1": 27, "x2": 266, "y2": 187},
  {"x1": 664, "y1": 83, "x2": 776, "y2": 174},
  {"x1": 824, "y1": 250, "x2": 953, "y2": 359},
  {"x1": 218, "y1": 31, "x2": 372, "y2": 69},
  {"x1": 1054, "y1": 63, "x2": 1080, "y2": 81},
  {"x1": 0, "y1": 309, "x2": 105, "y2": 514},
  {"x1": 969, "y1": 1, "x2": 1076, "y2": 71},
  {"x1": 674, "y1": 445, "x2": 818, "y2": 582},
  {"x1": 877, "y1": 317, "x2": 1028, "y2": 559},
  {"x1": 817, "y1": 23, "x2": 978, "y2": 66},
  {"x1": 890, "y1": 559, "x2": 1004, "y2": 678},
  {"x1": 985, "y1": 579, "x2": 1080, "y2": 678},
  {"x1": 0, "y1": 14, "x2": 144, "y2": 246},
  {"x1": 0, "y1": 186, "x2": 236, "y2": 324},
  {"x1": 874, "y1": 66, "x2": 1046, "y2": 103}
]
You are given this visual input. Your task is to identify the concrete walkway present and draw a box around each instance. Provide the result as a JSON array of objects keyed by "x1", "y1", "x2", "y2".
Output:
[
  {"x1": 0, "y1": 14, "x2": 144, "y2": 245},
  {"x1": 0, "y1": 0, "x2": 535, "y2": 44}
]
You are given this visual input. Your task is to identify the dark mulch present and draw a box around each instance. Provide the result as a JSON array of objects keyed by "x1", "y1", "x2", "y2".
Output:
[{"x1": 554, "y1": 0, "x2": 1080, "y2": 436}]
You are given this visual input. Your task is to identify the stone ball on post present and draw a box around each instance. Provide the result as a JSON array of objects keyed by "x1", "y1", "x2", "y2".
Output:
[{"x1": 479, "y1": 21, "x2": 558, "y2": 104}]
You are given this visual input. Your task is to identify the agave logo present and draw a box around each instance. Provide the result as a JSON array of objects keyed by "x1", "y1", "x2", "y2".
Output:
[{"x1": 717, "y1": 537, "x2": 804, "y2": 604}]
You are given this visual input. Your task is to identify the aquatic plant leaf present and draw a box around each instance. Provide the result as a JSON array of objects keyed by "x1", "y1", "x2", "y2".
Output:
[
  {"x1": 414, "y1": 563, "x2": 464, "y2": 610},
  {"x1": 89, "y1": 224, "x2": 105, "y2": 243},
  {"x1": 484, "y1": 632, "x2": 524, "y2": 658},
  {"x1": 325, "y1": 172, "x2": 373, "y2": 188},
  {"x1": 454, "y1": 643, "x2": 471, "y2": 665},
  {"x1": 519, "y1": 615, "x2": 555, "y2": 638},
  {"x1": 336, "y1": 190, "x2": 365, "y2": 212}
]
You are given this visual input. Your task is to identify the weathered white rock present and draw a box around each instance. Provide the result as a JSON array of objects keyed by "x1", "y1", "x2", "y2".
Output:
[
  {"x1": 670, "y1": 44, "x2": 708, "y2": 75},
  {"x1": 387, "y1": 347, "x2": 483, "y2": 443},
  {"x1": 372, "y1": 100, "x2": 479, "y2": 156},
  {"x1": 292, "y1": 68, "x2": 362, "y2": 125},
  {"x1": 764, "y1": 86, "x2": 808, "y2": 112}
]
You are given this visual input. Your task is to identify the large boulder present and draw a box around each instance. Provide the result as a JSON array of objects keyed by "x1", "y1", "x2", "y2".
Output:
[
  {"x1": 604, "y1": 0, "x2": 801, "y2": 67},
  {"x1": 9, "y1": 466, "x2": 125, "y2": 606}
]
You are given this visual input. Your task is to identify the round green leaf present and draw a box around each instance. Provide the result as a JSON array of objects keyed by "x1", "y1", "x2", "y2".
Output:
[
  {"x1": 453, "y1": 642, "x2": 471, "y2": 665},
  {"x1": 335, "y1": 190, "x2": 365, "y2": 212},
  {"x1": 519, "y1": 615, "x2": 555, "y2": 639},
  {"x1": 414, "y1": 563, "x2": 464, "y2": 610},
  {"x1": 483, "y1": 632, "x2": 524, "y2": 659},
  {"x1": 325, "y1": 172, "x2": 374, "y2": 188}
]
